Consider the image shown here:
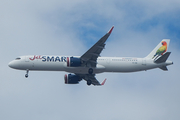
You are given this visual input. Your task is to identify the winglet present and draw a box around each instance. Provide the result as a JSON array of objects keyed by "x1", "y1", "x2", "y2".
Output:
[
  {"x1": 108, "y1": 26, "x2": 114, "y2": 34},
  {"x1": 101, "y1": 79, "x2": 107, "y2": 85}
]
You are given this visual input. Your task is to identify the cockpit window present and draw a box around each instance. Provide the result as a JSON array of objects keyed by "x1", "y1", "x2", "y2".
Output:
[{"x1": 15, "y1": 57, "x2": 21, "y2": 60}]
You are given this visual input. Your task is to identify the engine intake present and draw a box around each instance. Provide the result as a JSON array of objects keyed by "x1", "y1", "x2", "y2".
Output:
[
  {"x1": 64, "y1": 74, "x2": 80, "y2": 84},
  {"x1": 67, "y1": 57, "x2": 81, "y2": 67}
]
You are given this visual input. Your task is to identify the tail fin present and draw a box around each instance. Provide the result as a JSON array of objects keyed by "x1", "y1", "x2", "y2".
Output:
[{"x1": 145, "y1": 39, "x2": 170, "y2": 60}]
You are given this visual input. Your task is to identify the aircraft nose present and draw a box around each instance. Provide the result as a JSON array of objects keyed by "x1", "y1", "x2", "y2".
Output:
[{"x1": 8, "y1": 61, "x2": 15, "y2": 68}]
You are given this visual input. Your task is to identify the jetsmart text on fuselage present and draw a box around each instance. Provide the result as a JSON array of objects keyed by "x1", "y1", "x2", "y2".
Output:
[{"x1": 29, "y1": 55, "x2": 67, "y2": 62}]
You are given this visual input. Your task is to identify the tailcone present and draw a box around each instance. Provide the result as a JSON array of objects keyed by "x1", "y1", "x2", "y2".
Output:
[{"x1": 166, "y1": 60, "x2": 173, "y2": 66}]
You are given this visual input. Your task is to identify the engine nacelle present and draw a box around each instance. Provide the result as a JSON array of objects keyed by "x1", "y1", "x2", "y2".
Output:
[
  {"x1": 64, "y1": 74, "x2": 80, "y2": 84},
  {"x1": 67, "y1": 57, "x2": 81, "y2": 67}
]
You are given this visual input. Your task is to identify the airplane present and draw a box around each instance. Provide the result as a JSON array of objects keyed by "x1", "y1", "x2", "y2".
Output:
[{"x1": 8, "y1": 26, "x2": 173, "y2": 86}]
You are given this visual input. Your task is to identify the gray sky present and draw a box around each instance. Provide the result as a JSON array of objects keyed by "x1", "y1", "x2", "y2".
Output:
[{"x1": 1, "y1": 0, "x2": 180, "y2": 120}]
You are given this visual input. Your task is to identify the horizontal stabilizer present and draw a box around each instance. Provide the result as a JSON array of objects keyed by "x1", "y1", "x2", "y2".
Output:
[
  {"x1": 155, "y1": 52, "x2": 171, "y2": 63},
  {"x1": 159, "y1": 66, "x2": 168, "y2": 71}
]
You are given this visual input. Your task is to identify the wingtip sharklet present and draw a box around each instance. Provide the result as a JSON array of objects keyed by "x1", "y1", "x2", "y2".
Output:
[
  {"x1": 108, "y1": 26, "x2": 114, "y2": 34},
  {"x1": 101, "y1": 78, "x2": 107, "y2": 85}
]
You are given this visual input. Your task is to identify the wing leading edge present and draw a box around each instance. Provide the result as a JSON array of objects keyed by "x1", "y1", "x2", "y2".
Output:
[{"x1": 80, "y1": 26, "x2": 114, "y2": 67}]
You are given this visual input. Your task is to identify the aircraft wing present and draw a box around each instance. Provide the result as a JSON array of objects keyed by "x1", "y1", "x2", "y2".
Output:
[
  {"x1": 86, "y1": 75, "x2": 101, "y2": 85},
  {"x1": 78, "y1": 74, "x2": 106, "y2": 86},
  {"x1": 80, "y1": 26, "x2": 114, "y2": 67}
]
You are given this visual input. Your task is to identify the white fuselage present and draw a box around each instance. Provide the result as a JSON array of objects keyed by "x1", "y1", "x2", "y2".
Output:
[
  {"x1": 7, "y1": 27, "x2": 173, "y2": 86},
  {"x1": 8, "y1": 55, "x2": 173, "y2": 74}
]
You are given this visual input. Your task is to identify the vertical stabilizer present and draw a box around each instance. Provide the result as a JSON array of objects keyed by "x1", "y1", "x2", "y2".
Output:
[{"x1": 145, "y1": 39, "x2": 170, "y2": 60}]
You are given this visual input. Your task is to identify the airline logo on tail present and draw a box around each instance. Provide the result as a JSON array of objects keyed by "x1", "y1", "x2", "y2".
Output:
[{"x1": 152, "y1": 41, "x2": 167, "y2": 59}]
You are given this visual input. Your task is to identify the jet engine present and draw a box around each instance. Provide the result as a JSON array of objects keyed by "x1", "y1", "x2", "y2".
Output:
[
  {"x1": 64, "y1": 74, "x2": 81, "y2": 84},
  {"x1": 67, "y1": 57, "x2": 81, "y2": 67}
]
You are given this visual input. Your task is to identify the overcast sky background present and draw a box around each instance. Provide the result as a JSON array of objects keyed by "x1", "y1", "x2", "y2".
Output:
[{"x1": 0, "y1": 0, "x2": 180, "y2": 120}]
